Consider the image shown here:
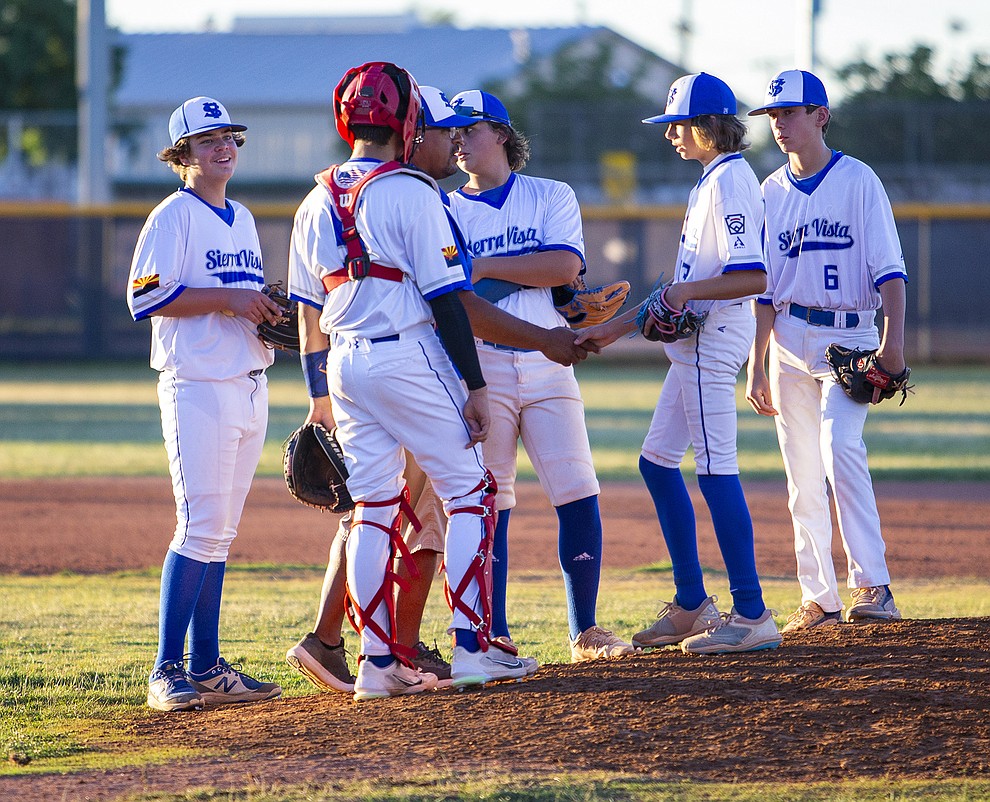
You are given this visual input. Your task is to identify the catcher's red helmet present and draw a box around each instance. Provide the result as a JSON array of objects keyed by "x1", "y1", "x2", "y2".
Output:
[{"x1": 333, "y1": 61, "x2": 422, "y2": 162}]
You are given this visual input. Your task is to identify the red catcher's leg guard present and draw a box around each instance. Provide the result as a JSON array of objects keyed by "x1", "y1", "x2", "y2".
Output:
[
  {"x1": 444, "y1": 470, "x2": 497, "y2": 651},
  {"x1": 344, "y1": 485, "x2": 422, "y2": 664}
]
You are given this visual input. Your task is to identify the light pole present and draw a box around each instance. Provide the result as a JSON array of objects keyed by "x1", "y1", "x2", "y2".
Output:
[
  {"x1": 77, "y1": 0, "x2": 110, "y2": 204},
  {"x1": 795, "y1": 0, "x2": 821, "y2": 72}
]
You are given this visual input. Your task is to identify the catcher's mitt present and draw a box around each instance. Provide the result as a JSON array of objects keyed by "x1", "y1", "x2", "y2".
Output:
[
  {"x1": 825, "y1": 343, "x2": 913, "y2": 405},
  {"x1": 554, "y1": 278, "x2": 631, "y2": 329},
  {"x1": 282, "y1": 423, "x2": 355, "y2": 512},
  {"x1": 257, "y1": 282, "x2": 300, "y2": 352},
  {"x1": 635, "y1": 276, "x2": 707, "y2": 343}
]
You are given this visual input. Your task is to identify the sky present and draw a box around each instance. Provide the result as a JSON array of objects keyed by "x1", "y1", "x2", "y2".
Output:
[{"x1": 103, "y1": 0, "x2": 988, "y2": 104}]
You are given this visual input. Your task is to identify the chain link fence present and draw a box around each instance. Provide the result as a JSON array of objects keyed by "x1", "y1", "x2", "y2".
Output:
[{"x1": 0, "y1": 203, "x2": 985, "y2": 363}]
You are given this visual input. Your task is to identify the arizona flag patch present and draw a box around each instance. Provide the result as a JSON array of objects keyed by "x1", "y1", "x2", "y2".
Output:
[
  {"x1": 131, "y1": 274, "x2": 160, "y2": 297},
  {"x1": 442, "y1": 245, "x2": 462, "y2": 268}
]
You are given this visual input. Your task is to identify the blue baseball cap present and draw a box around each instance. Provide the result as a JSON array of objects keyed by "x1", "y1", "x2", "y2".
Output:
[
  {"x1": 643, "y1": 73, "x2": 737, "y2": 125},
  {"x1": 168, "y1": 96, "x2": 246, "y2": 146},
  {"x1": 419, "y1": 86, "x2": 477, "y2": 128},
  {"x1": 450, "y1": 89, "x2": 511, "y2": 125},
  {"x1": 748, "y1": 69, "x2": 829, "y2": 116}
]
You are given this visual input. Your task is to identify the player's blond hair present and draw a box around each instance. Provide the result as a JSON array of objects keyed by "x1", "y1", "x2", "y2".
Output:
[
  {"x1": 157, "y1": 131, "x2": 246, "y2": 180},
  {"x1": 692, "y1": 115, "x2": 749, "y2": 154}
]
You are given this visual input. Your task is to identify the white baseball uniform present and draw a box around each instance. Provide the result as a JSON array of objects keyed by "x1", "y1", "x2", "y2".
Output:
[
  {"x1": 446, "y1": 172, "x2": 600, "y2": 509},
  {"x1": 289, "y1": 158, "x2": 490, "y2": 656},
  {"x1": 128, "y1": 188, "x2": 273, "y2": 562},
  {"x1": 642, "y1": 153, "x2": 766, "y2": 475},
  {"x1": 761, "y1": 150, "x2": 908, "y2": 611}
]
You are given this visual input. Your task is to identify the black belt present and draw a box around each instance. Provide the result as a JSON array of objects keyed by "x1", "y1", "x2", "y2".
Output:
[
  {"x1": 480, "y1": 340, "x2": 535, "y2": 353},
  {"x1": 370, "y1": 334, "x2": 400, "y2": 344},
  {"x1": 248, "y1": 369, "x2": 265, "y2": 377},
  {"x1": 789, "y1": 303, "x2": 860, "y2": 328}
]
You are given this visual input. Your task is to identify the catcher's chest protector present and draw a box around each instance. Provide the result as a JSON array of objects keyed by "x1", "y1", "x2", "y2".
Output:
[{"x1": 317, "y1": 162, "x2": 437, "y2": 292}]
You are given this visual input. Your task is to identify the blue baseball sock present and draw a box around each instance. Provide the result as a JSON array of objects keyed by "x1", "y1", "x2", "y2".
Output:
[
  {"x1": 454, "y1": 628, "x2": 482, "y2": 653},
  {"x1": 490, "y1": 509, "x2": 511, "y2": 640},
  {"x1": 556, "y1": 495, "x2": 602, "y2": 639},
  {"x1": 187, "y1": 560, "x2": 225, "y2": 675},
  {"x1": 367, "y1": 654, "x2": 395, "y2": 668},
  {"x1": 154, "y1": 550, "x2": 208, "y2": 670},
  {"x1": 638, "y1": 456, "x2": 707, "y2": 611},
  {"x1": 698, "y1": 474, "x2": 765, "y2": 620}
]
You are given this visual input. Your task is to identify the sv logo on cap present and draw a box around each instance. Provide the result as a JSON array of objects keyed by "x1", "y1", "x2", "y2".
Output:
[{"x1": 202, "y1": 101, "x2": 223, "y2": 119}]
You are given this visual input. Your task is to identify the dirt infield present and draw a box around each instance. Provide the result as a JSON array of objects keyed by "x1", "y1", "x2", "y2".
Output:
[
  {"x1": 1, "y1": 477, "x2": 988, "y2": 799},
  {"x1": 1, "y1": 476, "x2": 987, "y2": 579},
  {"x1": 2, "y1": 618, "x2": 988, "y2": 800}
]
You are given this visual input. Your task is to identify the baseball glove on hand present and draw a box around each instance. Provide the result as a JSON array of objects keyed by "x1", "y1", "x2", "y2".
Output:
[
  {"x1": 635, "y1": 276, "x2": 707, "y2": 342},
  {"x1": 825, "y1": 343, "x2": 913, "y2": 405},
  {"x1": 554, "y1": 278, "x2": 631, "y2": 328},
  {"x1": 283, "y1": 423, "x2": 355, "y2": 512},
  {"x1": 257, "y1": 282, "x2": 300, "y2": 352}
]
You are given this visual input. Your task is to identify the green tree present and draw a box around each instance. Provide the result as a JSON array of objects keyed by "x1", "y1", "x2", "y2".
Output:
[
  {"x1": 957, "y1": 54, "x2": 990, "y2": 102},
  {"x1": 0, "y1": 0, "x2": 124, "y2": 168},
  {"x1": 830, "y1": 44, "x2": 990, "y2": 167},
  {"x1": 835, "y1": 44, "x2": 952, "y2": 101},
  {"x1": 0, "y1": 0, "x2": 76, "y2": 166},
  {"x1": 836, "y1": 44, "x2": 990, "y2": 102},
  {"x1": 481, "y1": 37, "x2": 697, "y2": 193},
  {"x1": 0, "y1": 0, "x2": 76, "y2": 109}
]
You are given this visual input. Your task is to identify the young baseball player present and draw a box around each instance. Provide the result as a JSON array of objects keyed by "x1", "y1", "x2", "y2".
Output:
[
  {"x1": 288, "y1": 64, "x2": 535, "y2": 700},
  {"x1": 575, "y1": 73, "x2": 781, "y2": 654},
  {"x1": 746, "y1": 69, "x2": 907, "y2": 631},
  {"x1": 286, "y1": 86, "x2": 586, "y2": 692},
  {"x1": 446, "y1": 89, "x2": 635, "y2": 663},
  {"x1": 127, "y1": 97, "x2": 284, "y2": 712}
]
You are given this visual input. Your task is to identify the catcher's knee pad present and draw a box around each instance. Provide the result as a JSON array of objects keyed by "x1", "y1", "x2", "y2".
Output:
[
  {"x1": 443, "y1": 471, "x2": 497, "y2": 650},
  {"x1": 343, "y1": 486, "x2": 422, "y2": 662}
]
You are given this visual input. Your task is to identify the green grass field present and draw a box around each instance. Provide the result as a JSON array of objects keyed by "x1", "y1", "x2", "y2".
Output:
[
  {"x1": 1, "y1": 359, "x2": 988, "y2": 800},
  {"x1": 0, "y1": 358, "x2": 988, "y2": 480}
]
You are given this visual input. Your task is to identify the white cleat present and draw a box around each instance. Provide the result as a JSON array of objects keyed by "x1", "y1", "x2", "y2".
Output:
[
  {"x1": 451, "y1": 645, "x2": 532, "y2": 689},
  {"x1": 353, "y1": 658, "x2": 438, "y2": 701}
]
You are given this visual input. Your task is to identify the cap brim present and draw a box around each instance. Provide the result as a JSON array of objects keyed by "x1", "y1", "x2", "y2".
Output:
[
  {"x1": 642, "y1": 113, "x2": 692, "y2": 125},
  {"x1": 185, "y1": 122, "x2": 248, "y2": 139},
  {"x1": 472, "y1": 114, "x2": 510, "y2": 125},
  {"x1": 746, "y1": 102, "x2": 810, "y2": 116}
]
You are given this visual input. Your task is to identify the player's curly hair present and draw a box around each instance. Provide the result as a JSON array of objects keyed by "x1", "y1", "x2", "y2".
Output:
[
  {"x1": 157, "y1": 130, "x2": 246, "y2": 180},
  {"x1": 691, "y1": 115, "x2": 749, "y2": 154},
  {"x1": 489, "y1": 122, "x2": 531, "y2": 172}
]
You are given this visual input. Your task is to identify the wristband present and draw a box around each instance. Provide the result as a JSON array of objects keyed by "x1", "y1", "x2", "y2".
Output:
[{"x1": 301, "y1": 349, "x2": 329, "y2": 398}]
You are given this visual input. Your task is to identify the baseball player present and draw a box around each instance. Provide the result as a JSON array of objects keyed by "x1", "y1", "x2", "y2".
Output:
[
  {"x1": 127, "y1": 97, "x2": 284, "y2": 712},
  {"x1": 286, "y1": 86, "x2": 586, "y2": 692},
  {"x1": 745, "y1": 70, "x2": 908, "y2": 631},
  {"x1": 288, "y1": 63, "x2": 534, "y2": 700},
  {"x1": 446, "y1": 89, "x2": 635, "y2": 662},
  {"x1": 576, "y1": 73, "x2": 781, "y2": 654}
]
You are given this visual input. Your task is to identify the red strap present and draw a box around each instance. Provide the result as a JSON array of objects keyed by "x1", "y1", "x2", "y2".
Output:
[
  {"x1": 316, "y1": 162, "x2": 407, "y2": 293},
  {"x1": 443, "y1": 471, "x2": 498, "y2": 651},
  {"x1": 342, "y1": 485, "x2": 422, "y2": 664},
  {"x1": 322, "y1": 264, "x2": 404, "y2": 293}
]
